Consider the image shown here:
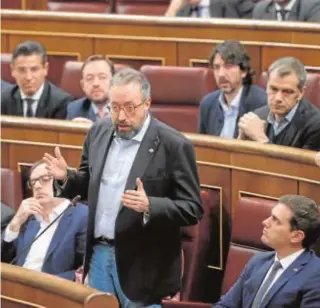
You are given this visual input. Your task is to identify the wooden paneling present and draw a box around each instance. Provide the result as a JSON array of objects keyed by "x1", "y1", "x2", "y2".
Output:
[
  {"x1": 2, "y1": 10, "x2": 320, "y2": 74},
  {"x1": 94, "y1": 37, "x2": 175, "y2": 67},
  {"x1": 299, "y1": 182, "x2": 320, "y2": 204},
  {"x1": 261, "y1": 46, "x2": 320, "y2": 71},
  {"x1": 7, "y1": 33, "x2": 93, "y2": 61},
  {"x1": 1, "y1": 34, "x2": 9, "y2": 53}
]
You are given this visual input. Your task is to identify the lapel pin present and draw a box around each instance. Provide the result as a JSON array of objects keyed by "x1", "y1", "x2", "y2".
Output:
[
  {"x1": 293, "y1": 268, "x2": 298, "y2": 272},
  {"x1": 148, "y1": 148, "x2": 154, "y2": 153}
]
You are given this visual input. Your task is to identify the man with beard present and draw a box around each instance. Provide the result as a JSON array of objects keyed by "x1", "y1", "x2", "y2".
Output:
[
  {"x1": 43, "y1": 68, "x2": 203, "y2": 307},
  {"x1": 198, "y1": 40, "x2": 267, "y2": 138},
  {"x1": 238, "y1": 57, "x2": 320, "y2": 150},
  {"x1": 214, "y1": 195, "x2": 320, "y2": 307},
  {"x1": 66, "y1": 55, "x2": 115, "y2": 123},
  {"x1": 253, "y1": 0, "x2": 320, "y2": 22},
  {"x1": 1, "y1": 160, "x2": 87, "y2": 280}
]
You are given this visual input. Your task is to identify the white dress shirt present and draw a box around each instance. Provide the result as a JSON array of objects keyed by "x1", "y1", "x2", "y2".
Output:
[
  {"x1": 94, "y1": 114, "x2": 151, "y2": 239},
  {"x1": 191, "y1": 0, "x2": 210, "y2": 18},
  {"x1": 4, "y1": 199, "x2": 69, "y2": 272},
  {"x1": 20, "y1": 82, "x2": 45, "y2": 117},
  {"x1": 259, "y1": 249, "x2": 305, "y2": 301},
  {"x1": 275, "y1": 0, "x2": 297, "y2": 20},
  {"x1": 219, "y1": 87, "x2": 243, "y2": 139}
]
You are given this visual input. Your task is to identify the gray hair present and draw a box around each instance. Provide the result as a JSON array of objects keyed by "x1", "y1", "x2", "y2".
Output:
[
  {"x1": 109, "y1": 67, "x2": 151, "y2": 102},
  {"x1": 268, "y1": 57, "x2": 307, "y2": 89}
]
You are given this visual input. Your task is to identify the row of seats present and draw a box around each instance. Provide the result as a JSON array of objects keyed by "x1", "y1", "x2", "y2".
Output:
[
  {"x1": 1, "y1": 0, "x2": 267, "y2": 16},
  {"x1": 2, "y1": 54, "x2": 320, "y2": 132},
  {"x1": 2, "y1": 167, "x2": 320, "y2": 303}
]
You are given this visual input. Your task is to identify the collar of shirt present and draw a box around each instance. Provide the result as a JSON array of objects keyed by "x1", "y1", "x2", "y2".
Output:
[
  {"x1": 275, "y1": 0, "x2": 297, "y2": 12},
  {"x1": 20, "y1": 82, "x2": 45, "y2": 101},
  {"x1": 267, "y1": 102, "x2": 299, "y2": 126},
  {"x1": 91, "y1": 102, "x2": 110, "y2": 118},
  {"x1": 34, "y1": 199, "x2": 69, "y2": 226},
  {"x1": 275, "y1": 249, "x2": 305, "y2": 270},
  {"x1": 197, "y1": 0, "x2": 210, "y2": 8},
  {"x1": 219, "y1": 87, "x2": 243, "y2": 113}
]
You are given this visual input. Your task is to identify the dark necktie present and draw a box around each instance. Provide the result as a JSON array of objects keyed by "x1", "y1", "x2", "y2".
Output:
[
  {"x1": 277, "y1": 9, "x2": 289, "y2": 21},
  {"x1": 25, "y1": 98, "x2": 35, "y2": 117},
  {"x1": 251, "y1": 260, "x2": 282, "y2": 308},
  {"x1": 190, "y1": 5, "x2": 201, "y2": 17}
]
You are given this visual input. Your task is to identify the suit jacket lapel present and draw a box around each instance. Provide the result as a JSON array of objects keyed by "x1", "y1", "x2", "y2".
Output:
[
  {"x1": 266, "y1": 0, "x2": 277, "y2": 19},
  {"x1": 13, "y1": 90, "x2": 23, "y2": 116},
  {"x1": 17, "y1": 218, "x2": 40, "y2": 266},
  {"x1": 43, "y1": 209, "x2": 72, "y2": 264},
  {"x1": 260, "y1": 250, "x2": 311, "y2": 308},
  {"x1": 279, "y1": 101, "x2": 305, "y2": 146},
  {"x1": 288, "y1": 0, "x2": 300, "y2": 21},
  {"x1": 35, "y1": 81, "x2": 50, "y2": 118},
  {"x1": 247, "y1": 257, "x2": 274, "y2": 306},
  {"x1": 124, "y1": 118, "x2": 160, "y2": 191}
]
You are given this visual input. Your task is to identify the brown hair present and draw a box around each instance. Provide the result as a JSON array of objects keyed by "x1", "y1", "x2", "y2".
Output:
[
  {"x1": 279, "y1": 194, "x2": 320, "y2": 249},
  {"x1": 81, "y1": 54, "x2": 115, "y2": 76}
]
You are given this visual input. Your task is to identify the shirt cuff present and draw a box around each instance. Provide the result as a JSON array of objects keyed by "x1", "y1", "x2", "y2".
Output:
[{"x1": 4, "y1": 225, "x2": 19, "y2": 242}]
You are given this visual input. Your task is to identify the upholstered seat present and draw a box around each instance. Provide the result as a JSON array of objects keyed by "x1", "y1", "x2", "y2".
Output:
[{"x1": 140, "y1": 65, "x2": 215, "y2": 133}]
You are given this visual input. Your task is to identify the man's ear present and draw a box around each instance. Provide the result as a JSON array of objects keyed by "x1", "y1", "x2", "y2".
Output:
[{"x1": 291, "y1": 229, "x2": 305, "y2": 245}]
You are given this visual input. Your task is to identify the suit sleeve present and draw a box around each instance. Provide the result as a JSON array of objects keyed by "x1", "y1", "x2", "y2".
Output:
[
  {"x1": 307, "y1": 1, "x2": 320, "y2": 22},
  {"x1": 146, "y1": 139, "x2": 203, "y2": 227},
  {"x1": 198, "y1": 98, "x2": 208, "y2": 134},
  {"x1": 301, "y1": 122, "x2": 320, "y2": 151},
  {"x1": 213, "y1": 256, "x2": 256, "y2": 307},
  {"x1": 57, "y1": 129, "x2": 92, "y2": 201},
  {"x1": 53, "y1": 95, "x2": 74, "y2": 119},
  {"x1": 300, "y1": 268, "x2": 320, "y2": 307}
]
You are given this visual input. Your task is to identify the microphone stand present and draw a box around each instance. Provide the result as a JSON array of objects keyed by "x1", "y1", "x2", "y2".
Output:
[{"x1": 10, "y1": 195, "x2": 81, "y2": 265}]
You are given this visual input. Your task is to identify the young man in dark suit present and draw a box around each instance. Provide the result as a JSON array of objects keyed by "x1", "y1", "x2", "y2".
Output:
[
  {"x1": 1, "y1": 41, "x2": 73, "y2": 119},
  {"x1": 43, "y1": 68, "x2": 203, "y2": 307},
  {"x1": 166, "y1": 0, "x2": 253, "y2": 18},
  {"x1": 215, "y1": 195, "x2": 320, "y2": 307},
  {"x1": 253, "y1": 0, "x2": 320, "y2": 22},
  {"x1": 1, "y1": 161, "x2": 87, "y2": 281},
  {"x1": 238, "y1": 57, "x2": 320, "y2": 151},
  {"x1": 66, "y1": 55, "x2": 115, "y2": 124},
  {"x1": 198, "y1": 40, "x2": 267, "y2": 138}
]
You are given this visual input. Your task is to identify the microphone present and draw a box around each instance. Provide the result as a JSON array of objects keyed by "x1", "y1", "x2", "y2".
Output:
[{"x1": 9, "y1": 195, "x2": 81, "y2": 265}]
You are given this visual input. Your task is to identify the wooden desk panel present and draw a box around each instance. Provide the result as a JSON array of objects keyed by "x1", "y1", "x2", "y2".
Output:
[{"x1": 2, "y1": 10, "x2": 320, "y2": 77}]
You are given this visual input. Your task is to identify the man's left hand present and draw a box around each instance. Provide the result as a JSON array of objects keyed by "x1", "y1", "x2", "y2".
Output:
[
  {"x1": 238, "y1": 112, "x2": 269, "y2": 143},
  {"x1": 121, "y1": 178, "x2": 149, "y2": 213}
]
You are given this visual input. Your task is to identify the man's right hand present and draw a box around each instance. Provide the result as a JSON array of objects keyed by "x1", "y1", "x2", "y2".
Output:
[
  {"x1": 43, "y1": 147, "x2": 68, "y2": 180},
  {"x1": 9, "y1": 198, "x2": 44, "y2": 232}
]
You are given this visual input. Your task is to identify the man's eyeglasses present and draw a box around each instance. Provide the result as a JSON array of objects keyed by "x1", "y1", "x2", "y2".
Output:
[
  {"x1": 108, "y1": 102, "x2": 144, "y2": 115},
  {"x1": 28, "y1": 174, "x2": 53, "y2": 189}
]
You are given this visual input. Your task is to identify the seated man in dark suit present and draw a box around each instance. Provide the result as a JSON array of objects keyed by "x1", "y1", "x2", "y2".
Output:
[
  {"x1": 1, "y1": 41, "x2": 73, "y2": 119},
  {"x1": 215, "y1": 194, "x2": 320, "y2": 307},
  {"x1": 253, "y1": 0, "x2": 320, "y2": 22},
  {"x1": 198, "y1": 40, "x2": 267, "y2": 138},
  {"x1": 238, "y1": 57, "x2": 320, "y2": 150},
  {"x1": 165, "y1": 0, "x2": 253, "y2": 18},
  {"x1": 1, "y1": 160, "x2": 88, "y2": 281},
  {"x1": 66, "y1": 55, "x2": 114, "y2": 124}
]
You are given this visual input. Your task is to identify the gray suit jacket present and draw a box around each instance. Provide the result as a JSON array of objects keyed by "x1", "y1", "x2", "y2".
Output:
[
  {"x1": 252, "y1": 0, "x2": 320, "y2": 22},
  {"x1": 177, "y1": 0, "x2": 254, "y2": 18}
]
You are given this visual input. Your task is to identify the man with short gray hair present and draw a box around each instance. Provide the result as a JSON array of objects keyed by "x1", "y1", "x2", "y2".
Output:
[
  {"x1": 238, "y1": 57, "x2": 320, "y2": 151},
  {"x1": 43, "y1": 68, "x2": 203, "y2": 307}
]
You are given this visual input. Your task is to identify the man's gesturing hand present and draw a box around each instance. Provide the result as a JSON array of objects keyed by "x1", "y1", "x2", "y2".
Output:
[
  {"x1": 121, "y1": 178, "x2": 150, "y2": 213},
  {"x1": 43, "y1": 147, "x2": 68, "y2": 180}
]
